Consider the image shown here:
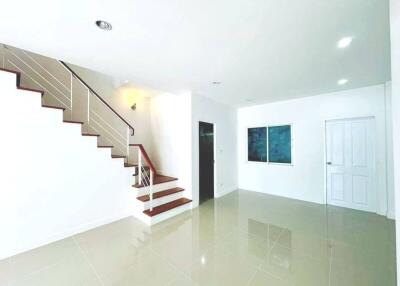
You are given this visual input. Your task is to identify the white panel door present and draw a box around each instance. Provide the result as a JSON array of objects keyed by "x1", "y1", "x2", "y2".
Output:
[{"x1": 326, "y1": 117, "x2": 375, "y2": 212}]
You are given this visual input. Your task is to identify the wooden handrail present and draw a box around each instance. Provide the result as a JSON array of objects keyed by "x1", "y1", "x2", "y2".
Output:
[
  {"x1": 59, "y1": 61, "x2": 135, "y2": 136},
  {"x1": 130, "y1": 144, "x2": 157, "y2": 175}
]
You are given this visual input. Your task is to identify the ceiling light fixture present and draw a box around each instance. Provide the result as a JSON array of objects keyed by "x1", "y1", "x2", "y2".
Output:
[
  {"x1": 95, "y1": 20, "x2": 112, "y2": 31},
  {"x1": 337, "y1": 78, "x2": 348, "y2": 85},
  {"x1": 337, "y1": 37, "x2": 352, "y2": 49}
]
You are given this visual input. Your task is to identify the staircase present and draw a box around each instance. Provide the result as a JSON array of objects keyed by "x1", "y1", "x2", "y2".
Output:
[
  {"x1": 0, "y1": 43, "x2": 192, "y2": 225},
  {"x1": 128, "y1": 143, "x2": 192, "y2": 225}
]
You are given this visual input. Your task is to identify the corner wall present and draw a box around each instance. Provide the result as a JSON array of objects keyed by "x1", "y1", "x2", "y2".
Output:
[
  {"x1": 389, "y1": 0, "x2": 400, "y2": 283},
  {"x1": 238, "y1": 84, "x2": 393, "y2": 217},
  {"x1": 149, "y1": 92, "x2": 238, "y2": 207},
  {"x1": 385, "y1": 82, "x2": 395, "y2": 219},
  {"x1": 149, "y1": 92, "x2": 192, "y2": 199}
]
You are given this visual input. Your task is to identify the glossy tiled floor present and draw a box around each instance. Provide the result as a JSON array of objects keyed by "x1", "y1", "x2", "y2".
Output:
[{"x1": 0, "y1": 190, "x2": 396, "y2": 285}]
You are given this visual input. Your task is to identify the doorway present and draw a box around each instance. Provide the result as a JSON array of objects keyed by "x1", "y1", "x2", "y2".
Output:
[
  {"x1": 325, "y1": 117, "x2": 376, "y2": 212},
  {"x1": 199, "y1": 121, "x2": 215, "y2": 204}
]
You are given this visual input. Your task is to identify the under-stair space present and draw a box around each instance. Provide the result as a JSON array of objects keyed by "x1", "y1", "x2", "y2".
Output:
[{"x1": 0, "y1": 43, "x2": 192, "y2": 226}]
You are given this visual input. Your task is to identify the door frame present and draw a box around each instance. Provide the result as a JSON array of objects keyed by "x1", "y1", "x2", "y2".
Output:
[
  {"x1": 198, "y1": 121, "x2": 217, "y2": 200},
  {"x1": 324, "y1": 116, "x2": 377, "y2": 212}
]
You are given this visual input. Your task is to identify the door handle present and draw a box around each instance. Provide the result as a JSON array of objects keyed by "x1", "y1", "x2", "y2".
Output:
[{"x1": 326, "y1": 162, "x2": 332, "y2": 165}]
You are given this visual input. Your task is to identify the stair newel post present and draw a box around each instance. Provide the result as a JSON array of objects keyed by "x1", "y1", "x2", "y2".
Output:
[
  {"x1": 138, "y1": 148, "x2": 142, "y2": 185},
  {"x1": 150, "y1": 170, "x2": 154, "y2": 212}
]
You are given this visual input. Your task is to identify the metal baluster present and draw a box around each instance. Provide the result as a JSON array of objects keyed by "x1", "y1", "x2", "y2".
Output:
[
  {"x1": 149, "y1": 170, "x2": 154, "y2": 211},
  {"x1": 138, "y1": 148, "x2": 142, "y2": 185},
  {"x1": 126, "y1": 126, "x2": 129, "y2": 164},
  {"x1": 70, "y1": 72, "x2": 73, "y2": 120},
  {"x1": 87, "y1": 89, "x2": 90, "y2": 133}
]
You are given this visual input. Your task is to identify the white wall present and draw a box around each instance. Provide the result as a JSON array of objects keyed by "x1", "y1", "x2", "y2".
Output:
[
  {"x1": 238, "y1": 84, "x2": 393, "y2": 217},
  {"x1": 149, "y1": 92, "x2": 192, "y2": 199},
  {"x1": 389, "y1": 0, "x2": 400, "y2": 283},
  {"x1": 191, "y1": 94, "x2": 238, "y2": 207},
  {"x1": 0, "y1": 71, "x2": 134, "y2": 260}
]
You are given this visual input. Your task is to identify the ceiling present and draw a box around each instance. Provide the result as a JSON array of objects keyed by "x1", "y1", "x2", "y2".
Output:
[{"x1": 0, "y1": 0, "x2": 391, "y2": 107}]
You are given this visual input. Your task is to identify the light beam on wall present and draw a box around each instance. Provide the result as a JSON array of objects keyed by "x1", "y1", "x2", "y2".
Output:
[{"x1": 117, "y1": 86, "x2": 150, "y2": 110}]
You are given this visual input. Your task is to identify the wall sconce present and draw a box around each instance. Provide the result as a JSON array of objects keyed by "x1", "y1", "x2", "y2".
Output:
[{"x1": 131, "y1": 103, "x2": 136, "y2": 110}]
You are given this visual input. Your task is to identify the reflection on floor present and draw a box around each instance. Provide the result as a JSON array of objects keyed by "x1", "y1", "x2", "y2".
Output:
[{"x1": 0, "y1": 190, "x2": 396, "y2": 285}]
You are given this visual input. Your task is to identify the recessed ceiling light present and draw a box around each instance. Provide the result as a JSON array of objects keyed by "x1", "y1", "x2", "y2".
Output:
[
  {"x1": 337, "y1": 78, "x2": 348, "y2": 85},
  {"x1": 245, "y1": 98, "x2": 254, "y2": 102},
  {"x1": 337, "y1": 37, "x2": 352, "y2": 48},
  {"x1": 212, "y1": 81, "x2": 221, "y2": 85},
  {"x1": 95, "y1": 20, "x2": 112, "y2": 31}
]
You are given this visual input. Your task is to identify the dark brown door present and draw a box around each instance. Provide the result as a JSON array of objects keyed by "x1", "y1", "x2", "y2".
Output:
[{"x1": 199, "y1": 121, "x2": 214, "y2": 204}]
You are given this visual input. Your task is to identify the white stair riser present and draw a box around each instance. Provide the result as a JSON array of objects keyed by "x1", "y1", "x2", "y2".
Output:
[
  {"x1": 150, "y1": 203, "x2": 192, "y2": 225},
  {"x1": 134, "y1": 202, "x2": 192, "y2": 226},
  {"x1": 140, "y1": 191, "x2": 184, "y2": 210},
  {"x1": 134, "y1": 180, "x2": 178, "y2": 196}
]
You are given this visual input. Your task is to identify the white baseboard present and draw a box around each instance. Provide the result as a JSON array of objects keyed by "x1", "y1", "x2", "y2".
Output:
[
  {"x1": 387, "y1": 210, "x2": 396, "y2": 220},
  {"x1": 238, "y1": 188, "x2": 323, "y2": 205},
  {"x1": 215, "y1": 187, "x2": 237, "y2": 198},
  {"x1": 0, "y1": 211, "x2": 133, "y2": 260}
]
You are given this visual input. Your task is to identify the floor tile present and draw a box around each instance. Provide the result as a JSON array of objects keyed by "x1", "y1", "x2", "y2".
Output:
[
  {"x1": 112, "y1": 248, "x2": 180, "y2": 286},
  {"x1": 8, "y1": 252, "x2": 100, "y2": 286},
  {"x1": 248, "y1": 270, "x2": 292, "y2": 286},
  {"x1": 187, "y1": 247, "x2": 258, "y2": 286},
  {"x1": 0, "y1": 190, "x2": 395, "y2": 286}
]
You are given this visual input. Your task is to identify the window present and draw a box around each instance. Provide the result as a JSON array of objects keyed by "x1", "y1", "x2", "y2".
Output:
[{"x1": 247, "y1": 125, "x2": 292, "y2": 164}]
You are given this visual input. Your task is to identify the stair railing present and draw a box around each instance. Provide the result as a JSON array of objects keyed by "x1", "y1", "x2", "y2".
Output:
[
  {"x1": 131, "y1": 144, "x2": 156, "y2": 211},
  {"x1": 59, "y1": 61, "x2": 135, "y2": 160},
  {"x1": 0, "y1": 43, "x2": 135, "y2": 162}
]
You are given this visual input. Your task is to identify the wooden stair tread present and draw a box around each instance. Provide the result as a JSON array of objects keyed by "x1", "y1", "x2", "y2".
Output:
[
  {"x1": 124, "y1": 163, "x2": 136, "y2": 168},
  {"x1": 0, "y1": 67, "x2": 21, "y2": 75},
  {"x1": 63, "y1": 120, "x2": 84, "y2": 124},
  {"x1": 134, "y1": 165, "x2": 150, "y2": 169},
  {"x1": 143, "y1": 198, "x2": 192, "y2": 217},
  {"x1": 0, "y1": 69, "x2": 43, "y2": 95},
  {"x1": 137, "y1": 187, "x2": 184, "y2": 202},
  {"x1": 18, "y1": 86, "x2": 44, "y2": 94},
  {"x1": 98, "y1": 145, "x2": 114, "y2": 148},
  {"x1": 132, "y1": 175, "x2": 178, "y2": 188},
  {"x1": 82, "y1": 133, "x2": 100, "y2": 137},
  {"x1": 112, "y1": 155, "x2": 126, "y2": 159},
  {"x1": 42, "y1": 105, "x2": 65, "y2": 110}
]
